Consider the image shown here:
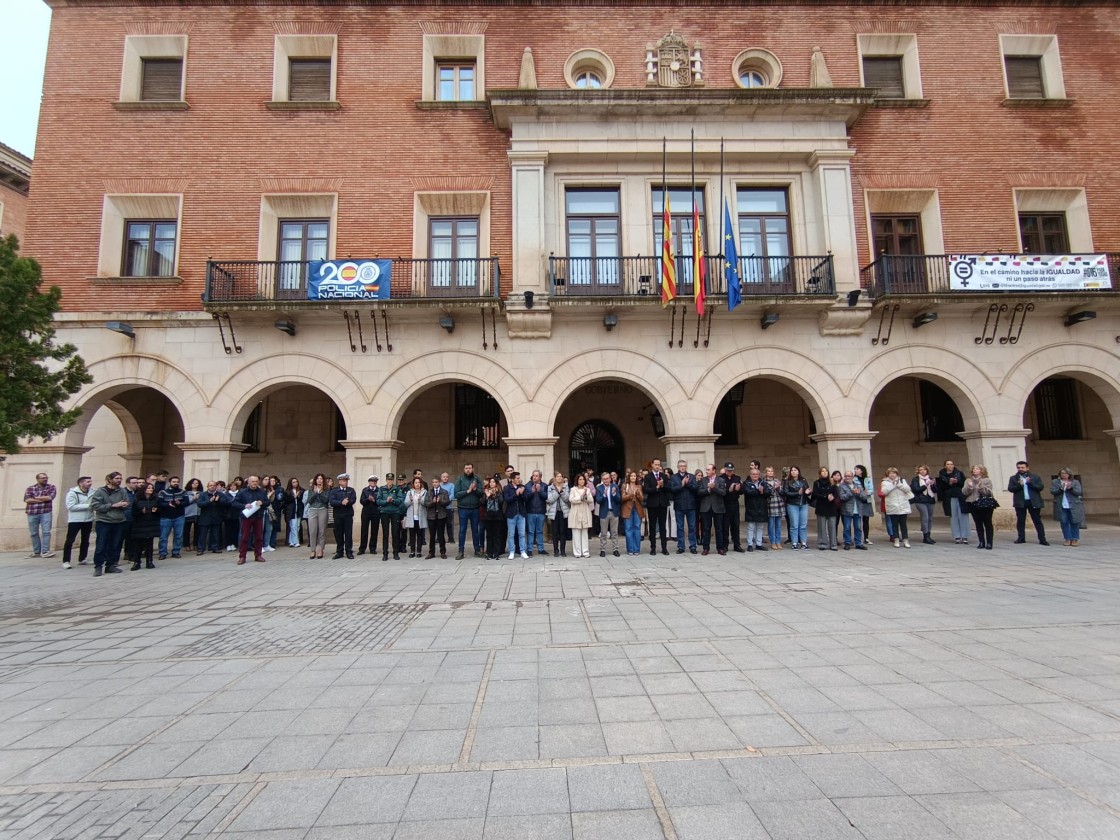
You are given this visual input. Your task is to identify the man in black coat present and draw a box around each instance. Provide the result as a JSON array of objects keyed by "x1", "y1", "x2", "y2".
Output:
[
  {"x1": 697, "y1": 463, "x2": 729, "y2": 556},
  {"x1": 329, "y1": 473, "x2": 357, "y2": 559},
  {"x1": 357, "y1": 475, "x2": 380, "y2": 556},
  {"x1": 1007, "y1": 460, "x2": 1049, "y2": 545},
  {"x1": 720, "y1": 462, "x2": 744, "y2": 552},
  {"x1": 642, "y1": 459, "x2": 670, "y2": 555}
]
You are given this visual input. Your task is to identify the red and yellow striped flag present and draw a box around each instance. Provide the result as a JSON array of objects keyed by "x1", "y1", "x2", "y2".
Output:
[{"x1": 661, "y1": 195, "x2": 677, "y2": 306}]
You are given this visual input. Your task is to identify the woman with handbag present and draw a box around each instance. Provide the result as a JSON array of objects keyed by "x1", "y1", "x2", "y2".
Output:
[
  {"x1": 910, "y1": 465, "x2": 938, "y2": 544},
  {"x1": 482, "y1": 477, "x2": 504, "y2": 561},
  {"x1": 961, "y1": 464, "x2": 996, "y2": 550}
]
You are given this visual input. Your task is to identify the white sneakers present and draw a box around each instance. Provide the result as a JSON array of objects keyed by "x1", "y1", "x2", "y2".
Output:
[
  {"x1": 521, "y1": 552, "x2": 529, "y2": 559},
  {"x1": 62, "y1": 561, "x2": 71, "y2": 569},
  {"x1": 903, "y1": 539, "x2": 911, "y2": 548},
  {"x1": 508, "y1": 551, "x2": 515, "y2": 560}
]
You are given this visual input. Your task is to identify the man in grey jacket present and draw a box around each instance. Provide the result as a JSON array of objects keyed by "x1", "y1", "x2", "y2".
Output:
[{"x1": 89, "y1": 472, "x2": 131, "y2": 576}]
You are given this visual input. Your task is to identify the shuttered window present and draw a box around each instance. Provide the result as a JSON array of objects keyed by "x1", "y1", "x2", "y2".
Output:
[
  {"x1": 288, "y1": 58, "x2": 332, "y2": 102},
  {"x1": 140, "y1": 58, "x2": 183, "y2": 101},
  {"x1": 862, "y1": 57, "x2": 905, "y2": 98},
  {"x1": 1005, "y1": 56, "x2": 1045, "y2": 99}
]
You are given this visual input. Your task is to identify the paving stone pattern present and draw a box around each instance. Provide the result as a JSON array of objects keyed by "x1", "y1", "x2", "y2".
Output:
[{"x1": 1, "y1": 531, "x2": 1120, "y2": 838}]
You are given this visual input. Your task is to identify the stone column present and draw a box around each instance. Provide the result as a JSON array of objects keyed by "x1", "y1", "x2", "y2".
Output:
[
  {"x1": 810, "y1": 432, "x2": 878, "y2": 475},
  {"x1": 503, "y1": 438, "x2": 560, "y2": 480},
  {"x1": 660, "y1": 435, "x2": 720, "y2": 474},
  {"x1": 174, "y1": 442, "x2": 250, "y2": 484},
  {"x1": 808, "y1": 150, "x2": 858, "y2": 292},
  {"x1": 957, "y1": 429, "x2": 1031, "y2": 527},
  {"x1": 0, "y1": 444, "x2": 91, "y2": 551},
  {"x1": 339, "y1": 440, "x2": 403, "y2": 482}
]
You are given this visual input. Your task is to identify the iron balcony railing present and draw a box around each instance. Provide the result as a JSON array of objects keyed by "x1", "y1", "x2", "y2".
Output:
[
  {"x1": 204, "y1": 257, "x2": 501, "y2": 303},
  {"x1": 860, "y1": 254, "x2": 1120, "y2": 298},
  {"x1": 548, "y1": 254, "x2": 834, "y2": 298}
]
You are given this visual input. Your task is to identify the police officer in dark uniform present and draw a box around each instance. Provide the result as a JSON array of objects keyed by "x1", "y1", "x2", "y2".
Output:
[
  {"x1": 376, "y1": 473, "x2": 404, "y2": 561},
  {"x1": 720, "y1": 462, "x2": 744, "y2": 552},
  {"x1": 328, "y1": 473, "x2": 357, "y2": 559},
  {"x1": 357, "y1": 475, "x2": 380, "y2": 556}
]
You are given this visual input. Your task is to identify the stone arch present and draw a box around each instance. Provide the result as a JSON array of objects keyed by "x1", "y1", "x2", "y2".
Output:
[
  {"x1": 211, "y1": 354, "x2": 367, "y2": 441},
  {"x1": 534, "y1": 350, "x2": 690, "y2": 436},
  {"x1": 691, "y1": 347, "x2": 844, "y2": 432},
  {"x1": 60, "y1": 354, "x2": 202, "y2": 445},
  {"x1": 377, "y1": 351, "x2": 530, "y2": 441},
  {"x1": 853, "y1": 346, "x2": 991, "y2": 430},
  {"x1": 999, "y1": 344, "x2": 1120, "y2": 428},
  {"x1": 102, "y1": 400, "x2": 145, "y2": 456}
]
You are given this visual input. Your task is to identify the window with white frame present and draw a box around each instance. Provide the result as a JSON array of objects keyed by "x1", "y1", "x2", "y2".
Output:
[
  {"x1": 857, "y1": 34, "x2": 923, "y2": 100},
  {"x1": 271, "y1": 35, "x2": 337, "y2": 104},
  {"x1": 119, "y1": 35, "x2": 187, "y2": 103},
  {"x1": 1013, "y1": 189, "x2": 1090, "y2": 253},
  {"x1": 731, "y1": 49, "x2": 782, "y2": 89},
  {"x1": 999, "y1": 35, "x2": 1066, "y2": 101},
  {"x1": 413, "y1": 191, "x2": 490, "y2": 294},
  {"x1": 564, "y1": 49, "x2": 615, "y2": 90},
  {"x1": 422, "y1": 34, "x2": 485, "y2": 102},
  {"x1": 97, "y1": 195, "x2": 182, "y2": 278},
  {"x1": 259, "y1": 195, "x2": 337, "y2": 295}
]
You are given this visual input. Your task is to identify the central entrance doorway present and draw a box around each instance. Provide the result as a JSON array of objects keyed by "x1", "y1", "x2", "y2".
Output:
[{"x1": 569, "y1": 419, "x2": 625, "y2": 479}]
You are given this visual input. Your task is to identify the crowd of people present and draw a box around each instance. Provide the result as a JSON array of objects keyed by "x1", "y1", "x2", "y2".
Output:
[{"x1": 21, "y1": 457, "x2": 1086, "y2": 576}]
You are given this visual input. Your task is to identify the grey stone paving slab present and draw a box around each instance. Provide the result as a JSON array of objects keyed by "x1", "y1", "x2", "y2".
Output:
[
  {"x1": 600, "y1": 721, "x2": 674, "y2": 756},
  {"x1": 570, "y1": 808, "x2": 664, "y2": 840},
  {"x1": 469, "y1": 726, "x2": 540, "y2": 762},
  {"x1": 228, "y1": 778, "x2": 341, "y2": 831},
  {"x1": 834, "y1": 795, "x2": 957, "y2": 840},
  {"x1": 566, "y1": 764, "x2": 651, "y2": 813},
  {"x1": 487, "y1": 768, "x2": 570, "y2": 816},
  {"x1": 483, "y1": 813, "x2": 573, "y2": 839},
  {"x1": 996, "y1": 788, "x2": 1120, "y2": 840},
  {"x1": 722, "y1": 756, "x2": 823, "y2": 802},
  {"x1": 650, "y1": 759, "x2": 742, "y2": 806},
  {"x1": 751, "y1": 798, "x2": 862, "y2": 840},
  {"x1": 538, "y1": 724, "x2": 607, "y2": 759},
  {"x1": 392, "y1": 817, "x2": 485, "y2": 839},
  {"x1": 914, "y1": 791, "x2": 1057, "y2": 840},
  {"x1": 794, "y1": 753, "x2": 904, "y2": 799},
  {"x1": 315, "y1": 774, "x2": 417, "y2": 825},
  {"x1": 401, "y1": 770, "x2": 492, "y2": 820},
  {"x1": 668, "y1": 803, "x2": 772, "y2": 840}
]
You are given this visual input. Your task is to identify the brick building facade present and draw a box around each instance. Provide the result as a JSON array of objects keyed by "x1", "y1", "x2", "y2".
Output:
[
  {"x1": 0, "y1": 143, "x2": 31, "y2": 243},
  {"x1": 3, "y1": 0, "x2": 1118, "y2": 548}
]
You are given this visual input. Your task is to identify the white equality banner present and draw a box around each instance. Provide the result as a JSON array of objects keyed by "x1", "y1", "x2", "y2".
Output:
[{"x1": 949, "y1": 254, "x2": 1111, "y2": 291}]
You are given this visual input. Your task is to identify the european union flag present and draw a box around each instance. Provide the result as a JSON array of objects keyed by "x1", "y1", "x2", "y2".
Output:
[{"x1": 723, "y1": 200, "x2": 741, "y2": 312}]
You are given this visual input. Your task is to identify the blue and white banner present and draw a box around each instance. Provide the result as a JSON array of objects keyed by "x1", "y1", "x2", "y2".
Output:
[
  {"x1": 308, "y1": 260, "x2": 392, "y2": 300},
  {"x1": 949, "y1": 254, "x2": 1111, "y2": 291}
]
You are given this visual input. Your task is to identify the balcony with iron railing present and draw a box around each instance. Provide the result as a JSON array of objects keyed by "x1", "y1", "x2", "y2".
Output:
[
  {"x1": 860, "y1": 254, "x2": 1120, "y2": 298},
  {"x1": 548, "y1": 254, "x2": 835, "y2": 299},
  {"x1": 204, "y1": 257, "x2": 501, "y2": 305}
]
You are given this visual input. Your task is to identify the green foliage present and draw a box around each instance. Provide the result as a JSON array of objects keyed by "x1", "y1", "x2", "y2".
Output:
[{"x1": 0, "y1": 235, "x2": 92, "y2": 453}]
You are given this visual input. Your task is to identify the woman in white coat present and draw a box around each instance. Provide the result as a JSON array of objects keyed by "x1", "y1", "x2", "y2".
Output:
[
  {"x1": 568, "y1": 473, "x2": 595, "y2": 558},
  {"x1": 880, "y1": 467, "x2": 915, "y2": 548},
  {"x1": 404, "y1": 477, "x2": 428, "y2": 558}
]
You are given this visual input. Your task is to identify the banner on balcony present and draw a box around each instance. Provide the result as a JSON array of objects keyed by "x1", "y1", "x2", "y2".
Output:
[
  {"x1": 308, "y1": 260, "x2": 392, "y2": 300},
  {"x1": 949, "y1": 254, "x2": 1111, "y2": 291}
]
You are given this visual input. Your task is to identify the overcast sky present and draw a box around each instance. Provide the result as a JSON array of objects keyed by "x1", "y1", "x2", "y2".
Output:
[{"x1": 2, "y1": 0, "x2": 51, "y2": 157}]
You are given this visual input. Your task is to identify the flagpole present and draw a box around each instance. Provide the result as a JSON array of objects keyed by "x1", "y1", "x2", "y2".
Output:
[{"x1": 719, "y1": 138, "x2": 725, "y2": 257}]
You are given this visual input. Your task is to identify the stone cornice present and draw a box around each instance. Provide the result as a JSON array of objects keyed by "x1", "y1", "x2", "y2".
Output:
[{"x1": 46, "y1": 0, "x2": 1110, "y2": 7}]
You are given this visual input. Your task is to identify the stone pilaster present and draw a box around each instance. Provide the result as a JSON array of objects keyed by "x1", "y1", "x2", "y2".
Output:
[
  {"x1": 502, "y1": 437, "x2": 560, "y2": 481},
  {"x1": 0, "y1": 444, "x2": 92, "y2": 550},
  {"x1": 659, "y1": 435, "x2": 720, "y2": 474},
  {"x1": 809, "y1": 432, "x2": 878, "y2": 474},
  {"x1": 175, "y1": 442, "x2": 250, "y2": 484},
  {"x1": 338, "y1": 440, "x2": 403, "y2": 482}
]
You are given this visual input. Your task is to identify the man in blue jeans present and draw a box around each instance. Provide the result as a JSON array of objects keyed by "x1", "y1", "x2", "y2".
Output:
[
  {"x1": 454, "y1": 463, "x2": 484, "y2": 559},
  {"x1": 89, "y1": 472, "x2": 130, "y2": 575},
  {"x1": 157, "y1": 475, "x2": 187, "y2": 559},
  {"x1": 523, "y1": 470, "x2": 548, "y2": 556},
  {"x1": 503, "y1": 471, "x2": 529, "y2": 560},
  {"x1": 24, "y1": 472, "x2": 57, "y2": 558},
  {"x1": 670, "y1": 460, "x2": 699, "y2": 554}
]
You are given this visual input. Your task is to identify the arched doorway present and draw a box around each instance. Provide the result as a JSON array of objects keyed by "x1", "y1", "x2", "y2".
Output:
[
  {"x1": 870, "y1": 376, "x2": 968, "y2": 476},
  {"x1": 78, "y1": 387, "x2": 186, "y2": 481},
  {"x1": 395, "y1": 382, "x2": 510, "y2": 478},
  {"x1": 233, "y1": 384, "x2": 348, "y2": 482},
  {"x1": 713, "y1": 378, "x2": 819, "y2": 472},
  {"x1": 569, "y1": 419, "x2": 625, "y2": 479},
  {"x1": 1023, "y1": 375, "x2": 1120, "y2": 518}
]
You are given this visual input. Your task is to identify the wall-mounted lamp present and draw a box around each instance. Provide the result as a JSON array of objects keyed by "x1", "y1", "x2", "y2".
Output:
[
  {"x1": 1064, "y1": 310, "x2": 1096, "y2": 327},
  {"x1": 274, "y1": 320, "x2": 296, "y2": 336},
  {"x1": 912, "y1": 311, "x2": 938, "y2": 328},
  {"x1": 524, "y1": 290, "x2": 535, "y2": 309},
  {"x1": 847, "y1": 289, "x2": 862, "y2": 307},
  {"x1": 760, "y1": 312, "x2": 779, "y2": 330},
  {"x1": 106, "y1": 321, "x2": 134, "y2": 338},
  {"x1": 603, "y1": 313, "x2": 619, "y2": 331},
  {"x1": 439, "y1": 315, "x2": 455, "y2": 333}
]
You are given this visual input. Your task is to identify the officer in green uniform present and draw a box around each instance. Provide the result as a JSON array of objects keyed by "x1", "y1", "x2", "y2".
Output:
[{"x1": 375, "y1": 472, "x2": 405, "y2": 561}]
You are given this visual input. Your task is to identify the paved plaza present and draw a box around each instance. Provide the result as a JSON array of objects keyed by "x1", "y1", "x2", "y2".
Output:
[{"x1": 1, "y1": 527, "x2": 1119, "y2": 839}]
